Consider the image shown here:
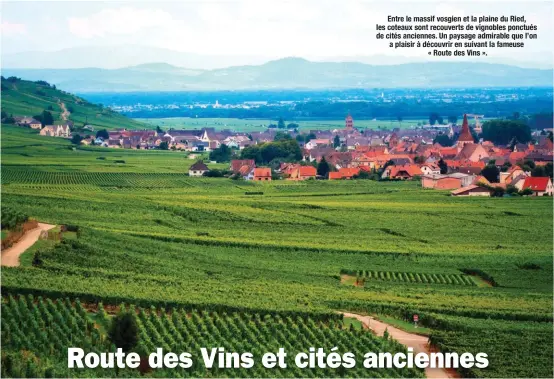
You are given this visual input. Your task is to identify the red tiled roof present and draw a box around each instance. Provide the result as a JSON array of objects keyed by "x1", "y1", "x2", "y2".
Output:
[
  {"x1": 338, "y1": 167, "x2": 360, "y2": 178},
  {"x1": 328, "y1": 172, "x2": 343, "y2": 180},
  {"x1": 253, "y1": 167, "x2": 271, "y2": 178},
  {"x1": 231, "y1": 159, "x2": 255, "y2": 173},
  {"x1": 388, "y1": 164, "x2": 422, "y2": 178},
  {"x1": 239, "y1": 165, "x2": 253, "y2": 176},
  {"x1": 522, "y1": 177, "x2": 551, "y2": 192}
]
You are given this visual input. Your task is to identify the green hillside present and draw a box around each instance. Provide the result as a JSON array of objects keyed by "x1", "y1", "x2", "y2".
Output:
[{"x1": 0, "y1": 76, "x2": 147, "y2": 130}]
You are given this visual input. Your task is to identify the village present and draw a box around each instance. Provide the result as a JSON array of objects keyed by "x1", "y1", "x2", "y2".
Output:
[{"x1": 13, "y1": 113, "x2": 554, "y2": 197}]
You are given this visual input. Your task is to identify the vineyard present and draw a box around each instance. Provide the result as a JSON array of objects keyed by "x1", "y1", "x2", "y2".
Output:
[
  {"x1": 341, "y1": 269, "x2": 477, "y2": 286},
  {"x1": 1, "y1": 295, "x2": 423, "y2": 378},
  {"x1": 1, "y1": 125, "x2": 553, "y2": 378}
]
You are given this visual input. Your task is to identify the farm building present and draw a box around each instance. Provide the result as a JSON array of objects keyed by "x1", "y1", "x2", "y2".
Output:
[
  {"x1": 15, "y1": 116, "x2": 42, "y2": 129},
  {"x1": 451, "y1": 185, "x2": 492, "y2": 197},
  {"x1": 189, "y1": 161, "x2": 209, "y2": 177},
  {"x1": 421, "y1": 173, "x2": 475, "y2": 190}
]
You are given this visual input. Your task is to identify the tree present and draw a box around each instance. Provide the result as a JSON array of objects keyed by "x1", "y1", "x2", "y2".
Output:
[
  {"x1": 1, "y1": 110, "x2": 7, "y2": 119},
  {"x1": 3, "y1": 115, "x2": 15, "y2": 124},
  {"x1": 34, "y1": 110, "x2": 54, "y2": 127},
  {"x1": 317, "y1": 157, "x2": 330, "y2": 178},
  {"x1": 108, "y1": 312, "x2": 139, "y2": 352},
  {"x1": 531, "y1": 163, "x2": 552, "y2": 179},
  {"x1": 287, "y1": 123, "x2": 299, "y2": 129},
  {"x1": 203, "y1": 169, "x2": 226, "y2": 177},
  {"x1": 273, "y1": 132, "x2": 292, "y2": 141},
  {"x1": 156, "y1": 126, "x2": 163, "y2": 134},
  {"x1": 544, "y1": 162, "x2": 553, "y2": 179},
  {"x1": 396, "y1": 115, "x2": 403, "y2": 126},
  {"x1": 438, "y1": 159, "x2": 448, "y2": 174},
  {"x1": 433, "y1": 134, "x2": 452, "y2": 147},
  {"x1": 501, "y1": 161, "x2": 512, "y2": 172},
  {"x1": 209, "y1": 144, "x2": 232, "y2": 163},
  {"x1": 277, "y1": 117, "x2": 285, "y2": 129},
  {"x1": 333, "y1": 135, "x2": 341, "y2": 148},
  {"x1": 520, "y1": 188, "x2": 533, "y2": 196},
  {"x1": 429, "y1": 112, "x2": 440, "y2": 126},
  {"x1": 481, "y1": 164, "x2": 500, "y2": 183},
  {"x1": 241, "y1": 145, "x2": 263, "y2": 163},
  {"x1": 96, "y1": 129, "x2": 109, "y2": 140},
  {"x1": 159, "y1": 141, "x2": 169, "y2": 150},
  {"x1": 71, "y1": 134, "x2": 83, "y2": 145},
  {"x1": 517, "y1": 159, "x2": 535, "y2": 172},
  {"x1": 490, "y1": 186, "x2": 505, "y2": 197},
  {"x1": 481, "y1": 119, "x2": 531, "y2": 145},
  {"x1": 506, "y1": 185, "x2": 519, "y2": 195},
  {"x1": 447, "y1": 115, "x2": 458, "y2": 124}
]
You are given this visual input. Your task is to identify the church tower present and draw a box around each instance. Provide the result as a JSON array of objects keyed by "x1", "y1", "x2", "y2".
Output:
[
  {"x1": 345, "y1": 114, "x2": 354, "y2": 131},
  {"x1": 457, "y1": 114, "x2": 473, "y2": 149}
]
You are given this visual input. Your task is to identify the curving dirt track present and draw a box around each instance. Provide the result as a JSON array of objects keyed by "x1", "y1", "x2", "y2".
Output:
[
  {"x1": 341, "y1": 312, "x2": 459, "y2": 379},
  {"x1": 1, "y1": 223, "x2": 56, "y2": 267}
]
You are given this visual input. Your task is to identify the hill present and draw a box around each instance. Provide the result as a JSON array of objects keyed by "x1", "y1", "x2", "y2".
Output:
[
  {"x1": 2, "y1": 58, "x2": 552, "y2": 92},
  {"x1": 0, "y1": 76, "x2": 147, "y2": 129}
]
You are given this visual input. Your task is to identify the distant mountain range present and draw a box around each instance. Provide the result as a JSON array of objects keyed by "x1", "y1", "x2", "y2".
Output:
[{"x1": 2, "y1": 58, "x2": 552, "y2": 92}]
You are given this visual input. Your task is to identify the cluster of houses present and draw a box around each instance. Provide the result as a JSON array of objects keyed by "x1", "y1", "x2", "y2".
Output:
[
  {"x1": 83, "y1": 128, "x2": 251, "y2": 150},
  {"x1": 195, "y1": 114, "x2": 552, "y2": 196},
  {"x1": 14, "y1": 116, "x2": 71, "y2": 137},
  {"x1": 15, "y1": 112, "x2": 553, "y2": 196}
]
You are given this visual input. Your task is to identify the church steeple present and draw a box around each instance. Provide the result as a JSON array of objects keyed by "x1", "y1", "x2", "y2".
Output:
[{"x1": 457, "y1": 114, "x2": 473, "y2": 148}]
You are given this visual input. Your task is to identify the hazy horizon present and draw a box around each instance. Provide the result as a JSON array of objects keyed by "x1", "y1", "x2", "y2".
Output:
[{"x1": 2, "y1": 0, "x2": 553, "y2": 70}]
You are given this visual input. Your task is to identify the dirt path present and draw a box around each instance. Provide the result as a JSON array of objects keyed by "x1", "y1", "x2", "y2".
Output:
[
  {"x1": 341, "y1": 312, "x2": 458, "y2": 379},
  {"x1": 1, "y1": 223, "x2": 56, "y2": 267},
  {"x1": 58, "y1": 101, "x2": 70, "y2": 121}
]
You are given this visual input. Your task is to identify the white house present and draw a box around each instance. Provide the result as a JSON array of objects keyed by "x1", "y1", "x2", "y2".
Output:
[{"x1": 188, "y1": 161, "x2": 209, "y2": 177}]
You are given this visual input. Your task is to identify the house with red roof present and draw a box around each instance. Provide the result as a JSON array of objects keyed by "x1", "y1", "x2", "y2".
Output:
[
  {"x1": 521, "y1": 177, "x2": 553, "y2": 196},
  {"x1": 455, "y1": 143, "x2": 489, "y2": 162},
  {"x1": 230, "y1": 159, "x2": 255, "y2": 173},
  {"x1": 329, "y1": 167, "x2": 360, "y2": 180},
  {"x1": 253, "y1": 168, "x2": 272, "y2": 181},
  {"x1": 382, "y1": 164, "x2": 422, "y2": 180},
  {"x1": 288, "y1": 166, "x2": 317, "y2": 180}
]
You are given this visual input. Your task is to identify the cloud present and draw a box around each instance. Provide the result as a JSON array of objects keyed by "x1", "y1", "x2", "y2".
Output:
[
  {"x1": 1, "y1": 22, "x2": 27, "y2": 36},
  {"x1": 67, "y1": 7, "x2": 174, "y2": 38}
]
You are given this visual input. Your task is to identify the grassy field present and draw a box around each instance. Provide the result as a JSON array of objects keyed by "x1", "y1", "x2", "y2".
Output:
[
  {"x1": 135, "y1": 117, "x2": 427, "y2": 132},
  {"x1": 1, "y1": 125, "x2": 552, "y2": 377}
]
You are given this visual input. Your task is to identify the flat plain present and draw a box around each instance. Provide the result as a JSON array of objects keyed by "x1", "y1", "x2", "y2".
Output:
[{"x1": 135, "y1": 117, "x2": 427, "y2": 132}]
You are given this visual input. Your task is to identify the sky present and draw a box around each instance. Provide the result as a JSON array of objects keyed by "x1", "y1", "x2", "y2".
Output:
[{"x1": 1, "y1": 0, "x2": 553, "y2": 68}]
